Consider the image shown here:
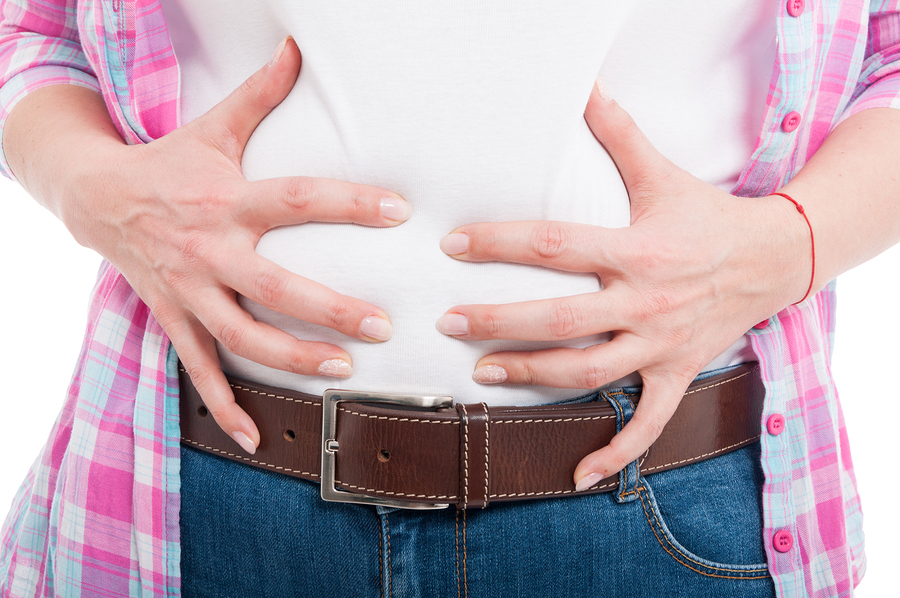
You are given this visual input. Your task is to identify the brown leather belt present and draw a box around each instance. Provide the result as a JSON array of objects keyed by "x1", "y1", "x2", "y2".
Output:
[{"x1": 179, "y1": 362, "x2": 764, "y2": 510}]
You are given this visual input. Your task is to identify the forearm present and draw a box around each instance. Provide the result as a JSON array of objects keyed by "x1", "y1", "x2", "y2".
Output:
[
  {"x1": 779, "y1": 107, "x2": 900, "y2": 295},
  {"x1": 4, "y1": 84, "x2": 128, "y2": 247}
]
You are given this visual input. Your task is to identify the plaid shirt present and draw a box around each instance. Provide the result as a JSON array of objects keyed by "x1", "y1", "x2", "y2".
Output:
[{"x1": 1, "y1": 1, "x2": 899, "y2": 596}]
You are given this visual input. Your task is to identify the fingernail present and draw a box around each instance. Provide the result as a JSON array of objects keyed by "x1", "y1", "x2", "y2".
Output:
[
  {"x1": 575, "y1": 471, "x2": 604, "y2": 492},
  {"x1": 269, "y1": 36, "x2": 290, "y2": 67},
  {"x1": 440, "y1": 232, "x2": 469, "y2": 255},
  {"x1": 594, "y1": 75, "x2": 613, "y2": 102},
  {"x1": 232, "y1": 431, "x2": 257, "y2": 455},
  {"x1": 380, "y1": 197, "x2": 412, "y2": 222},
  {"x1": 436, "y1": 313, "x2": 468, "y2": 336},
  {"x1": 317, "y1": 358, "x2": 353, "y2": 378},
  {"x1": 472, "y1": 364, "x2": 508, "y2": 384},
  {"x1": 360, "y1": 315, "x2": 393, "y2": 341}
]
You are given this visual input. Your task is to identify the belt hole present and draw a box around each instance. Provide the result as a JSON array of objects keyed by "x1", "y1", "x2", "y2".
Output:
[
  {"x1": 378, "y1": 449, "x2": 391, "y2": 463},
  {"x1": 197, "y1": 405, "x2": 208, "y2": 417},
  {"x1": 283, "y1": 429, "x2": 296, "y2": 441}
]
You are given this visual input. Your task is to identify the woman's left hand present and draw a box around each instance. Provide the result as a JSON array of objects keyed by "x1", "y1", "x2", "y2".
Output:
[{"x1": 437, "y1": 82, "x2": 811, "y2": 490}]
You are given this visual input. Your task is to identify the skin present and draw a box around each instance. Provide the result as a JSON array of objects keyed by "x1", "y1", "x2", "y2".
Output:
[
  {"x1": 438, "y1": 85, "x2": 900, "y2": 488},
  {"x1": 5, "y1": 38, "x2": 408, "y2": 454},
  {"x1": 6, "y1": 37, "x2": 900, "y2": 487}
]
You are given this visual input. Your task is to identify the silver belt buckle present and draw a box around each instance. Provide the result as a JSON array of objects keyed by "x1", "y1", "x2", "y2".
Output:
[{"x1": 321, "y1": 389, "x2": 453, "y2": 509}]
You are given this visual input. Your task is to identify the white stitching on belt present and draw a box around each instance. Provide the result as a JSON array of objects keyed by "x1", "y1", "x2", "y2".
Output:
[
  {"x1": 460, "y1": 404, "x2": 469, "y2": 510},
  {"x1": 482, "y1": 403, "x2": 490, "y2": 504},
  {"x1": 180, "y1": 438, "x2": 319, "y2": 478}
]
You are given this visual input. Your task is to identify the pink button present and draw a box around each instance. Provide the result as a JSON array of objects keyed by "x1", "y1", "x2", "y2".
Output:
[
  {"x1": 787, "y1": 0, "x2": 805, "y2": 17},
  {"x1": 773, "y1": 530, "x2": 794, "y2": 553},
  {"x1": 754, "y1": 319, "x2": 770, "y2": 329},
  {"x1": 767, "y1": 414, "x2": 786, "y2": 436},
  {"x1": 782, "y1": 111, "x2": 802, "y2": 132}
]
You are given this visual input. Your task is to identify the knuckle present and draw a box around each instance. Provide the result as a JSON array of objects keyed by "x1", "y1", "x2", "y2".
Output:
[
  {"x1": 148, "y1": 301, "x2": 186, "y2": 332},
  {"x1": 178, "y1": 232, "x2": 211, "y2": 267},
  {"x1": 254, "y1": 270, "x2": 286, "y2": 308},
  {"x1": 638, "y1": 289, "x2": 678, "y2": 320},
  {"x1": 238, "y1": 73, "x2": 262, "y2": 101},
  {"x1": 286, "y1": 349, "x2": 310, "y2": 375},
  {"x1": 640, "y1": 414, "x2": 668, "y2": 443},
  {"x1": 607, "y1": 447, "x2": 633, "y2": 473},
  {"x1": 350, "y1": 192, "x2": 368, "y2": 221},
  {"x1": 517, "y1": 358, "x2": 540, "y2": 386},
  {"x1": 205, "y1": 402, "x2": 231, "y2": 425},
  {"x1": 549, "y1": 300, "x2": 581, "y2": 339},
  {"x1": 321, "y1": 298, "x2": 353, "y2": 331},
  {"x1": 533, "y1": 222, "x2": 570, "y2": 260},
  {"x1": 479, "y1": 310, "x2": 504, "y2": 338},
  {"x1": 185, "y1": 362, "x2": 213, "y2": 390},
  {"x1": 281, "y1": 177, "x2": 315, "y2": 213},
  {"x1": 217, "y1": 321, "x2": 247, "y2": 355},
  {"x1": 580, "y1": 359, "x2": 610, "y2": 389}
]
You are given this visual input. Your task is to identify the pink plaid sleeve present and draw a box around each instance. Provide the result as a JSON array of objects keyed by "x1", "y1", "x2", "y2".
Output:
[
  {"x1": 841, "y1": 1, "x2": 900, "y2": 119},
  {"x1": 0, "y1": 0, "x2": 101, "y2": 180}
]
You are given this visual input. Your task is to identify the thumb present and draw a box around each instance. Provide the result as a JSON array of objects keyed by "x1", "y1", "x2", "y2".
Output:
[
  {"x1": 584, "y1": 77, "x2": 669, "y2": 202},
  {"x1": 573, "y1": 371, "x2": 689, "y2": 491},
  {"x1": 200, "y1": 36, "x2": 301, "y2": 156}
]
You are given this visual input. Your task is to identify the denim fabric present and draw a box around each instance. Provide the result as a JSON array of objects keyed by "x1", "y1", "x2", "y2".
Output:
[{"x1": 181, "y1": 385, "x2": 775, "y2": 597}]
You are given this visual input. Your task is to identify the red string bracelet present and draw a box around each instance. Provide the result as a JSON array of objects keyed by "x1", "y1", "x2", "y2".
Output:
[{"x1": 770, "y1": 192, "x2": 815, "y2": 305}]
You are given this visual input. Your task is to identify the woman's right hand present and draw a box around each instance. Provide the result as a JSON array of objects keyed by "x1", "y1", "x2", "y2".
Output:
[{"x1": 28, "y1": 38, "x2": 409, "y2": 454}]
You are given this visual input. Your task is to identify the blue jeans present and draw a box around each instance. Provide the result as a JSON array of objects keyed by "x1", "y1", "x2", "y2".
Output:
[{"x1": 180, "y1": 384, "x2": 775, "y2": 597}]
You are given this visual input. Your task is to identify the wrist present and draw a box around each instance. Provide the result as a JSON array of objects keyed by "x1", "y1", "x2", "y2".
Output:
[
  {"x1": 729, "y1": 193, "x2": 812, "y2": 313},
  {"x1": 4, "y1": 84, "x2": 132, "y2": 253},
  {"x1": 767, "y1": 191, "x2": 817, "y2": 304},
  {"x1": 57, "y1": 137, "x2": 137, "y2": 253}
]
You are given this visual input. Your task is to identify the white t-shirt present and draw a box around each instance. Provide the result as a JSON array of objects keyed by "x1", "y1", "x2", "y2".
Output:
[{"x1": 162, "y1": 0, "x2": 773, "y2": 405}]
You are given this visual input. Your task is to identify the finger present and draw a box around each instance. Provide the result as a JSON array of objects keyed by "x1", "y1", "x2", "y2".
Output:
[
  {"x1": 239, "y1": 176, "x2": 412, "y2": 230},
  {"x1": 439, "y1": 220, "x2": 620, "y2": 272},
  {"x1": 470, "y1": 338, "x2": 642, "y2": 389},
  {"x1": 436, "y1": 292, "x2": 629, "y2": 341},
  {"x1": 167, "y1": 316, "x2": 261, "y2": 455},
  {"x1": 218, "y1": 252, "x2": 393, "y2": 342},
  {"x1": 572, "y1": 371, "x2": 694, "y2": 490},
  {"x1": 584, "y1": 80, "x2": 670, "y2": 201},
  {"x1": 199, "y1": 36, "x2": 301, "y2": 155}
]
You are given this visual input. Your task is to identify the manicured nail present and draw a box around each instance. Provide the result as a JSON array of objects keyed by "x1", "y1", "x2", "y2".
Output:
[
  {"x1": 269, "y1": 36, "x2": 290, "y2": 67},
  {"x1": 436, "y1": 313, "x2": 468, "y2": 336},
  {"x1": 594, "y1": 75, "x2": 613, "y2": 102},
  {"x1": 472, "y1": 364, "x2": 508, "y2": 384},
  {"x1": 440, "y1": 232, "x2": 469, "y2": 255},
  {"x1": 380, "y1": 197, "x2": 412, "y2": 222},
  {"x1": 360, "y1": 315, "x2": 393, "y2": 341},
  {"x1": 232, "y1": 431, "x2": 257, "y2": 455},
  {"x1": 317, "y1": 359, "x2": 353, "y2": 378},
  {"x1": 575, "y1": 472, "x2": 604, "y2": 492}
]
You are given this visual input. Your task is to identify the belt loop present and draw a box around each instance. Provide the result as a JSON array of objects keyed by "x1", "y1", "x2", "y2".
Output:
[
  {"x1": 602, "y1": 390, "x2": 641, "y2": 504},
  {"x1": 456, "y1": 403, "x2": 491, "y2": 510}
]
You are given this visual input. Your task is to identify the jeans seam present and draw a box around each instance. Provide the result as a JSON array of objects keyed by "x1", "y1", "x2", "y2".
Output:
[
  {"x1": 463, "y1": 510, "x2": 469, "y2": 598},
  {"x1": 636, "y1": 484, "x2": 770, "y2": 578},
  {"x1": 379, "y1": 524, "x2": 384, "y2": 598},
  {"x1": 455, "y1": 509, "x2": 461, "y2": 598},
  {"x1": 617, "y1": 396, "x2": 640, "y2": 500},
  {"x1": 385, "y1": 513, "x2": 393, "y2": 598}
]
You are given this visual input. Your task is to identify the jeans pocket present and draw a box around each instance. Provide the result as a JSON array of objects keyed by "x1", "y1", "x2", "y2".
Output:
[{"x1": 635, "y1": 443, "x2": 770, "y2": 579}]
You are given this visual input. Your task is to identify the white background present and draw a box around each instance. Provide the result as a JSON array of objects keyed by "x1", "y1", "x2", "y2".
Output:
[{"x1": 1, "y1": 176, "x2": 897, "y2": 594}]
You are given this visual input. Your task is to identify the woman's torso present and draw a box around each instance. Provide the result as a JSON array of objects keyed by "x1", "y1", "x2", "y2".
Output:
[{"x1": 163, "y1": 0, "x2": 773, "y2": 404}]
